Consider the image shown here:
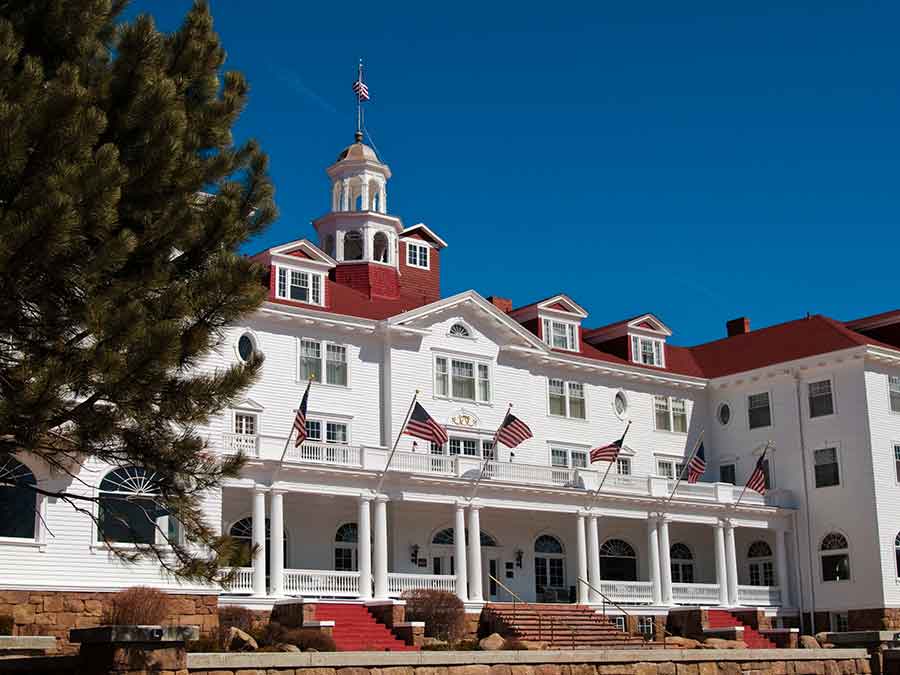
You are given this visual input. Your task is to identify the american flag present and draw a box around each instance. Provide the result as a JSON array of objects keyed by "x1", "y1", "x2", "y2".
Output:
[
  {"x1": 496, "y1": 412, "x2": 533, "y2": 448},
  {"x1": 353, "y1": 78, "x2": 370, "y2": 101},
  {"x1": 404, "y1": 402, "x2": 448, "y2": 446},
  {"x1": 746, "y1": 450, "x2": 769, "y2": 494},
  {"x1": 590, "y1": 422, "x2": 631, "y2": 463},
  {"x1": 292, "y1": 381, "x2": 311, "y2": 447},
  {"x1": 686, "y1": 442, "x2": 707, "y2": 483}
]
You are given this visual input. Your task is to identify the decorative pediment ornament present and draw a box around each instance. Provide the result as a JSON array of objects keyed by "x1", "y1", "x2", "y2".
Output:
[{"x1": 448, "y1": 409, "x2": 480, "y2": 428}]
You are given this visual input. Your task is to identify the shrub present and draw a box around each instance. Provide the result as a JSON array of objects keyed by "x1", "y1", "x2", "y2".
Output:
[
  {"x1": 502, "y1": 636, "x2": 528, "y2": 650},
  {"x1": 401, "y1": 589, "x2": 466, "y2": 643},
  {"x1": 0, "y1": 615, "x2": 13, "y2": 636},
  {"x1": 102, "y1": 587, "x2": 170, "y2": 626},
  {"x1": 256, "y1": 622, "x2": 336, "y2": 651}
]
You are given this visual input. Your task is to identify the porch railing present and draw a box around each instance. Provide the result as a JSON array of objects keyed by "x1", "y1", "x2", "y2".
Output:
[
  {"x1": 392, "y1": 451, "x2": 454, "y2": 475},
  {"x1": 387, "y1": 572, "x2": 456, "y2": 595},
  {"x1": 737, "y1": 585, "x2": 781, "y2": 606},
  {"x1": 222, "y1": 433, "x2": 259, "y2": 457},
  {"x1": 672, "y1": 582, "x2": 721, "y2": 605},
  {"x1": 284, "y1": 442, "x2": 361, "y2": 468},
  {"x1": 283, "y1": 569, "x2": 361, "y2": 597},
  {"x1": 483, "y1": 460, "x2": 575, "y2": 486},
  {"x1": 219, "y1": 566, "x2": 254, "y2": 593},
  {"x1": 597, "y1": 580, "x2": 655, "y2": 604}
]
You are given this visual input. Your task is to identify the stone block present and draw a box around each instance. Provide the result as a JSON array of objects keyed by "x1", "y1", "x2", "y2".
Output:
[
  {"x1": 770, "y1": 662, "x2": 788, "y2": 675},
  {"x1": 341, "y1": 669, "x2": 384, "y2": 675},
  {"x1": 510, "y1": 666, "x2": 536, "y2": 675},
  {"x1": 696, "y1": 663, "x2": 716, "y2": 675},
  {"x1": 43, "y1": 595, "x2": 64, "y2": 613},
  {"x1": 448, "y1": 667, "x2": 492, "y2": 675},
  {"x1": 534, "y1": 667, "x2": 562, "y2": 675},
  {"x1": 794, "y1": 661, "x2": 824, "y2": 675},
  {"x1": 598, "y1": 666, "x2": 639, "y2": 675},
  {"x1": 0, "y1": 590, "x2": 29, "y2": 604},
  {"x1": 63, "y1": 597, "x2": 85, "y2": 612},
  {"x1": 169, "y1": 599, "x2": 198, "y2": 615},
  {"x1": 824, "y1": 661, "x2": 841, "y2": 675},
  {"x1": 634, "y1": 664, "x2": 658, "y2": 675},
  {"x1": 84, "y1": 599, "x2": 104, "y2": 615},
  {"x1": 490, "y1": 666, "x2": 514, "y2": 675},
  {"x1": 837, "y1": 660, "x2": 856, "y2": 675},
  {"x1": 34, "y1": 612, "x2": 56, "y2": 625},
  {"x1": 382, "y1": 668, "x2": 415, "y2": 675},
  {"x1": 417, "y1": 668, "x2": 450, "y2": 675},
  {"x1": 569, "y1": 665, "x2": 597, "y2": 675},
  {"x1": 855, "y1": 660, "x2": 871, "y2": 674},
  {"x1": 716, "y1": 664, "x2": 740, "y2": 675},
  {"x1": 179, "y1": 613, "x2": 206, "y2": 626},
  {"x1": 303, "y1": 669, "x2": 337, "y2": 675},
  {"x1": 676, "y1": 665, "x2": 698, "y2": 675},
  {"x1": 12, "y1": 604, "x2": 35, "y2": 624}
]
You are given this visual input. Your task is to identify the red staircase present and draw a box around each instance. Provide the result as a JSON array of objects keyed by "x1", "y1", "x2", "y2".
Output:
[
  {"x1": 313, "y1": 603, "x2": 418, "y2": 652},
  {"x1": 707, "y1": 610, "x2": 776, "y2": 648}
]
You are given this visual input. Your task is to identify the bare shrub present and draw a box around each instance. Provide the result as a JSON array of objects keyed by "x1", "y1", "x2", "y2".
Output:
[
  {"x1": 401, "y1": 589, "x2": 466, "y2": 642},
  {"x1": 256, "y1": 622, "x2": 336, "y2": 651},
  {"x1": 102, "y1": 587, "x2": 170, "y2": 626}
]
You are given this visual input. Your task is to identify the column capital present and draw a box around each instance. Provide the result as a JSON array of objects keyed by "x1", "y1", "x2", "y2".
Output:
[
  {"x1": 253, "y1": 484, "x2": 269, "y2": 495},
  {"x1": 576, "y1": 510, "x2": 588, "y2": 520},
  {"x1": 270, "y1": 487, "x2": 287, "y2": 496},
  {"x1": 658, "y1": 513, "x2": 672, "y2": 523},
  {"x1": 375, "y1": 494, "x2": 390, "y2": 503},
  {"x1": 468, "y1": 500, "x2": 483, "y2": 511},
  {"x1": 359, "y1": 492, "x2": 374, "y2": 502}
]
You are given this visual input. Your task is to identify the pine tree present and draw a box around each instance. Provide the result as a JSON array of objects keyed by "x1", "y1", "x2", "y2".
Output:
[{"x1": 0, "y1": 0, "x2": 276, "y2": 581}]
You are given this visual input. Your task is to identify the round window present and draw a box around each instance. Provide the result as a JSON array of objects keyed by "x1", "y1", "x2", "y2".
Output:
[
  {"x1": 614, "y1": 391, "x2": 628, "y2": 418},
  {"x1": 717, "y1": 403, "x2": 731, "y2": 426},
  {"x1": 237, "y1": 333, "x2": 256, "y2": 362}
]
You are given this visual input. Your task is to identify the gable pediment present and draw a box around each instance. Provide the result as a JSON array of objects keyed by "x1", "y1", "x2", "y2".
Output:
[
  {"x1": 269, "y1": 239, "x2": 337, "y2": 268},
  {"x1": 233, "y1": 397, "x2": 265, "y2": 412},
  {"x1": 537, "y1": 295, "x2": 588, "y2": 319},
  {"x1": 626, "y1": 314, "x2": 671, "y2": 336}
]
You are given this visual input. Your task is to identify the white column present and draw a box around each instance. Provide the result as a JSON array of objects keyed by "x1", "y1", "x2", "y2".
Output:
[
  {"x1": 587, "y1": 514, "x2": 601, "y2": 603},
  {"x1": 724, "y1": 519, "x2": 739, "y2": 606},
  {"x1": 269, "y1": 490, "x2": 285, "y2": 596},
  {"x1": 648, "y1": 516, "x2": 662, "y2": 605},
  {"x1": 714, "y1": 521, "x2": 728, "y2": 606},
  {"x1": 454, "y1": 503, "x2": 469, "y2": 602},
  {"x1": 358, "y1": 495, "x2": 373, "y2": 600},
  {"x1": 379, "y1": 183, "x2": 387, "y2": 214},
  {"x1": 251, "y1": 487, "x2": 267, "y2": 597},
  {"x1": 576, "y1": 513, "x2": 589, "y2": 604},
  {"x1": 658, "y1": 514, "x2": 673, "y2": 605},
  {"x1": 467, "y1": 504, "x2": 484, "y2": 601},
  {"x1": 373, "y1": 495, "x2": 389, "y2": 599},
  {"x1": 340, "y1": 178, "x2": 350, "y2": 211},
  {"x1": 362, "y1": 226, "x2": 372, "y2": 260},
  {"x1": 360, "y1": 179, "x2": 370, "y2": 211},
  {"x1": 775, "y1": 528, "x2": 790, "y2": 605}
]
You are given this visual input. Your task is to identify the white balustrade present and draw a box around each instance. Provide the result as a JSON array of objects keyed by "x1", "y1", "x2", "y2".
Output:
[
  {"x1": 219, "y1": 567, "x2": 254, "y2": 594},
  {"x1": 604, "y1": 474, "x2": 647, "y2": 494},
  {"x1": 671, "y1": 482, "x2": 718, "y2": 499},
  {"x1": 737, "y1": 585, "x2": 781, "y2": 606},
  {"x1": 283, "y1": 569, "x2": 361, "y2": 597},
  {"x1": 222, "y1": 433, "x2": 259, "y2": 457},
  {"x1": 482, "y1": 461, "x2": 575, "y2": 486},
  {"x1": 672, "y1": 583, "x2": 722, "y2": 605},
  {"x1": 387, "y1": 573, "x2": 456, "y2": 596},
  {"x1": 598, "y1": 580, "x2": 654, "y2": 604},
  {"x1": 392, "y1": 451, "x2": 454, "y2": 475},
  {"x1": 284, "y1": 442, "x2": 361, "y2": 468}
]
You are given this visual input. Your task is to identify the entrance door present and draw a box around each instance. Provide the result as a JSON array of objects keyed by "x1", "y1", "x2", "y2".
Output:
[
  {"x1": 432, "y1": 554, "x2": 455, "y2": 576},
  {"x1": 485, "y1": 558, "x2": 499, "y2": 600}
]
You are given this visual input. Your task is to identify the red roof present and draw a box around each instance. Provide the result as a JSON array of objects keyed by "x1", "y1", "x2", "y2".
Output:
[
  {"x1": 268, "y1": 278, "x2": 429, "y2": 321},
  {"x1": 845, "y1": 308, "x2": 900, "y2": 330}
]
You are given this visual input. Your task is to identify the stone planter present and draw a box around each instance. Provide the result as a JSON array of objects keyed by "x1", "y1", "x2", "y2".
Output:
[{"x1": 69, "y1": 625, "x2": 198, "y2": 674}]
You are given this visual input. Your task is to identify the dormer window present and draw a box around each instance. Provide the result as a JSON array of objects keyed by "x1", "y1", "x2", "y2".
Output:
[
  {"x1": 276, "y1": 267, "x2": 323, "y2": 306},
  {"x1": 542, "y1": 318, "x2": 578, "y2": 351},
  {"x1": 631, "y1": 335, "x2": 665, "y2": 367},
  {"x1": 407, "y1": 241, "x2": 429, "y2": 269}
]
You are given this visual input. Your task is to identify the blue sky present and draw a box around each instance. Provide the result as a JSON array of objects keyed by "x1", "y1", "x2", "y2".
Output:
[{"x1": 126, "y1": 1, "x2": 900, "y2": 345}]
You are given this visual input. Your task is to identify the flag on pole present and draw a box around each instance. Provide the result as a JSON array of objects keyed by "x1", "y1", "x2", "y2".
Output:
[
  {"x1": 686, "y1": 442, "x2": 707, "y2": 483},
  {"x1": 292, "y1": 381, "x2": 311, "y2": 447},
  {"x1": 746, "y1": 450, "x2": 770, "y2": 494},
  {"x1": 404, "y1": 402, "x2": 449, "y2": 446},
  {"x1": 590, "y1": 422, "x2": 631, "y2": 463},
  {"x1": 496, "y1": 412, "x2": 533, "y2": 448},
  {"x1": 353, "y1": 77, "x2": 370, "y2": 101}
]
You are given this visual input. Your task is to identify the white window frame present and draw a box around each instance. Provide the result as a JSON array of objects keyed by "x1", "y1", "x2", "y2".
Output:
[
  {"x1": 812, "y1": 444, "x2": 842, "y2": 489},
  {"x1": 654, "y1": 395, "x2": 689, "y2": 434},
  {"x1": 547, "y1": 378, "x2": 587, "y2": 420},
  {"x1": 233, "y1": 412, "x2": 258, "y2": 436},
  {"x1": 304, "y1": 417, "x2": 351, "y2": 445},
  {"x1": 747, "y1": 391, "x2": 774, "y2": 430},
  {"x1": 819, "y1": 532, "x2": 851, "y2": 583},
  {"x1": 631, "y1": 335, "x2": 665, "y2": 367},
  {"x1": 275, "y1": 265, "x2": 324, "y2": 306},
  {"x1": 719, "y1": 463, "x2": 737, "y2": 485},
  {"x1": 433, "y1": 353, "x2": 492, "y2": 404},
  {"x1": 807, "y1": 378, "x2": 836, "y2": 419},
  {"x1": 889, "y1": 375, "x2": 900, "y2": 414},
  {"x1": 616, "y1": 457, "x2": 632, "y2": 476},
  {"x1": 297, "y1": 337, "x2": 350, "y2": 387},
  {"x1": 656, "y1": 457, "x2": 685, "y2": 480},
  {"x1": 549, "y1": 445, "x2": 589, "y2": 469},
  {"x1": 406, "y1": 241, "x2": 430, "y2": 269},
  {"x1": 541, "y1": 317, "x2": 579, "y2": 352}
]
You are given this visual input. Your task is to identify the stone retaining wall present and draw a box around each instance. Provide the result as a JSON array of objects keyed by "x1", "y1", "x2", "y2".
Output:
[{"x1": 0, "y1": 589, "x2": 218, "y2": 652}]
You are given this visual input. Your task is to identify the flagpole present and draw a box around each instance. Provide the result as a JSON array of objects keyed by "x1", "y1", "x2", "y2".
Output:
[
  {"x1": 584, "y1": 421, "x2": 631, "y2": 511},
  {"x1": 356, "y1": 59, "x2": 363, "y2": 136},
  {"x1": 734, "y1": 441, "x2": 771, "y2": 508},
  {"x1": 375, "y1": 390, "x2": 420, "y2": 494},
  {"x1": 469, "y1": 403, "x2": 513, "y2": 501},
  {"x1": 663, "y1": 430, "x2": 705, "y2": 506}
]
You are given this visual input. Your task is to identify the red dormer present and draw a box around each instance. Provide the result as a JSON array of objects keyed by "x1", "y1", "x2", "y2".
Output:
[
  {"x1": 398, "y1": 223, "x2": 447, "y2": 304},
  {"x1": 253, "y1": 239, "x2": 337, "y2": 310},
  {"x1": 584, "y1": 313, "x2": 672, "y2": 367},
  {"x1": 509, "y1": 294, "x2": 588, "y2": 354}
]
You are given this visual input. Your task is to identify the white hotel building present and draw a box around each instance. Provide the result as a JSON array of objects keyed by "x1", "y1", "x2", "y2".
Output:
[{"x1": 3, "y1": 130, "x2": 900, "y2": 636}]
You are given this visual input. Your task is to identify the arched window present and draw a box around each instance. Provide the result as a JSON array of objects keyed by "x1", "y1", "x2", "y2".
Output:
[
  {"x1": 324, "y1": 234, "x2": 336, "y2": 258},
  {"x1": 368, "y1": 179, "x2": 381, "y2": 212},
  {"x1": 98, "y1": 467, "x2": 163, "y2": 545},
  {"x1": 335, "y1": 522, "x2": 358, "y2": 571},
  {"x1": 373, "y1": 232, "x2": 389, "y2": 263},
  {"x1": 599, "y1": 539, "x2": 637, "y2": 581},
  {"x1": 534, "y1": 535, "x2": 565, "y2": 592},
  {"x1": 343, "y1": 231, "x2": 363, "y2": 261},
  {"x1": 895, "y1": 533, "x2": 900, "y2": 578},
  {"x1": 670, "y1": 543, "x2": 694, "y2": 583},
  {"x1": 747, "y1": 540, "x2": 774, "y2": 586},
  {"x1": 0, "y1": 454, "x2": 37, "y2": 539},
  {"x1": 229, "y1": 517, "x2": 288, "y2": 576},
  {"x1": 449, "y1": 323, "x2": 471, "y2": 338},
  {"x1": 430, "y1": 527, "x2": 498, "y2": 547},
  {"x1": 820, "y1": 532, "x2": 850, "y2": 582}
]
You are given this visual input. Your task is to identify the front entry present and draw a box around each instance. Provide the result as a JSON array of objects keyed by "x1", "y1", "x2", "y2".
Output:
[{"x1": 485, "y1": 557, "x2": 500, "y2": 600}]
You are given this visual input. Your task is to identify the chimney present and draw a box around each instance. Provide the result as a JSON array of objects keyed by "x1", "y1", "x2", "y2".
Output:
[
  {"x1": 487, "y1": 296, "x2": 512, "y2": 313},
  {"x1": 726, "y1": 317, "x2": 751, "y2": 337}
]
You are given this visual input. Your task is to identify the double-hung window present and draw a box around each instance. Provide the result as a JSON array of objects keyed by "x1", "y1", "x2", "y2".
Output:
[
  {"x1": 814, "y1": 447, "x2": 840, "y2": 488},
  {"x1": 890, "y1": 376, "x2": 900, "y2": 413},
  {"x1": 276, "y1": 267, "x2": 323, "y2": 305},
  {"x1": 406, "y1": 242, "x2": 429, "y2": 269},
  {"x1": 234, "y1": 413, "x2": 256, "y2": 436},
  {"x1": 448, "y1": 438, "x2": 480, "y2": 457},
  {"x1": 720, "y1": 464, "x2": 736, "y2": 485},
  {"x1": 434, "y1": 356, "x2": 491, "y2": 403},
  {"x1": 548, "y1": 379, "x2": 586, "y2": 419},
  {"x1": 616, "y1": 458, "x2": 631, "y2": 475},
  {"x1": 541, "y1": 318, "x2": 578, "y2": 351},
  {"x1": 748, "y1": 392, "x2": 772, "y2": 429},
  {"x1": 655, "y1": 396, "x2": 688, "y2": 433},
  {"x1": 305, "y1": 419, "x2": 349, "y2": 445},
  {"x1": 656, "y1": 459, "x2": 685, "y2": 480},
  {"x1": 631, "y1": 336, "x2": 665, "y2": 367},
  {"x1": 809, "y1": 380, "x2": 835, "y2": 418},
  {"x1": 551, "y1": 447, "x2": 588, "y2": 469},
  {"x1": 299, "y1": 339, "x2": 348, "y2": 386}
]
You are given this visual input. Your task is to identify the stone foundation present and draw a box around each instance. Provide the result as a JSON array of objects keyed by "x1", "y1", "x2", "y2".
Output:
[{"x1": 0, "y1": 589, "x2": 218, "y2": 653}]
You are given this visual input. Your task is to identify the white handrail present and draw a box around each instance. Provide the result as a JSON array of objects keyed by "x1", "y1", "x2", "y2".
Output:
[
  {"x1": 672, "y1": 582, "x2": 721, "y2": 605},
  {"x1": 222, "y1": 433, "x2": 259, "y2": 457},
  {"x1": 284, "y1": 442, "x2": 361, "y2": 467},
  {"x1": 219, "y1": 567, "x2": 254, "y2": 593},
  {"x1": 283, "y1": 569, "x2": 361, "y2": 597},
  {"x1": 737, "y1": 585, "x2": 781, "y2": 606},
  {"x1": 387, "y1": 572, "x2": 456, "y2": 595}
]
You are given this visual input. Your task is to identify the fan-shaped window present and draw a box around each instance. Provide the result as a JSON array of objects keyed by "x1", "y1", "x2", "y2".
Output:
[
  {"x1": 98, "y1": 467, "x2": 163, "y2": 545},
  {"x1": 535, "y1": 535, "x2": 564, "y2": 554},
  {"x1": 747, "y1": 540, "x2": 774, "y2": 586},
  {"x1": 748, "y1": 541, "x2": 773, "y2": 558},
  {"x1": 599, "y1": 539, "x2": 637, "y2": 581},
  {"x1": 670, "y1": 542, "x2": 694, "y2": 583},
  {"x1": 373, "y1": 232, "x2": 389, "y2": 263},
  {"x1": 820, "y1": 532, "x2": 850, "y2": 582},
  {"x1": 0, "y1": 454, "x2": 37, "y2": 539},
  {"x1": 335, "y1": 522, "x2": 359, "y2": 571},
  {"x1": 431, "y1": 527, "x2": 497, "y2": 547},
  {"x1": 671, "y1": 543, "x2": 693, "y2": 560},
  {"x1": 335, "y1": 523, "x2": 358, "y2": 543},
  {"x1": 343, "y1": 231, "x2": 363, "y2": 261},
  {"x1": 449, "y1": 323, "x2": 471, "y2": 338}
]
